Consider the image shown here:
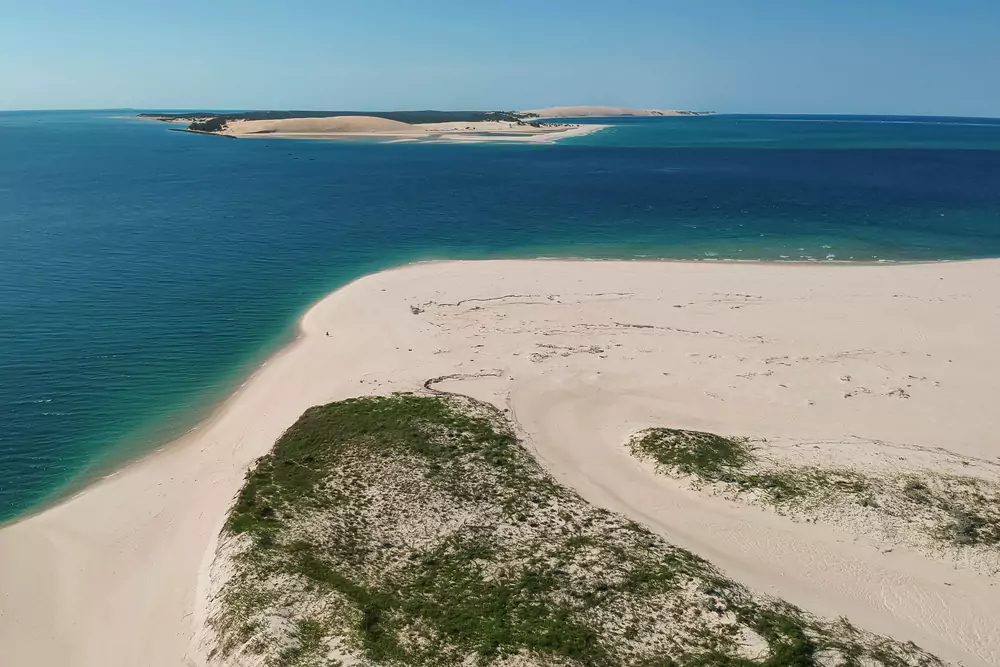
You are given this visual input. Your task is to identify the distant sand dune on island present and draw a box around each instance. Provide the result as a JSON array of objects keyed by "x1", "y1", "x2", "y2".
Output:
[
  {"x1": 218, "y1": 115, "x2": 599, "y2": 142},
  {"x1": 224, "y1": 115, "x2": 416, "y2": 135}
]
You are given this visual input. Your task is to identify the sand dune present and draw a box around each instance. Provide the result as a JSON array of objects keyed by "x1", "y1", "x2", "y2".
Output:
[
  {"x1": 219, "y1": 115, "x2": 600, "y2": 143},
  {"x1": 1, "y1": 259, "x2": 999, "y2": 666},
  {"x1": 221, "y1": 115, "x2": 416, "y2": 135}
]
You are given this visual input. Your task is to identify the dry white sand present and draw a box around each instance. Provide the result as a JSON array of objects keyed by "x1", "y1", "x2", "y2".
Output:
[
  {"x1": 220, "y1": 116, "x2": 603, "y2": 143},
  {"x1": 222, "y1": 115, "x2": 415, "y2": 135},
  {"x1": 2, "y1": 259, "x2": 999, "y2": 666},
  {"x1": 522, "y1": 106, "x2": 696, "y2": 117}
]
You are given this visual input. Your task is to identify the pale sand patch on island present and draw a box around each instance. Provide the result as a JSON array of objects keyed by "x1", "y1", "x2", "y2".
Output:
[
  {"x1": 218, "y1": 116, "x2": 606, "y2": 143},
  {"x1": 2, "y1": 259, "x2": 1000, "y2": 666},
  {"x1": 522, "y1": 105, "x2": 703, "y2": 118}
]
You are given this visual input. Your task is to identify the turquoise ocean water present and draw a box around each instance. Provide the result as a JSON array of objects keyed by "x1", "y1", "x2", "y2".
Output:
[{"x1": 2, "y1": 111, "x2": 1000, "y2": 521}]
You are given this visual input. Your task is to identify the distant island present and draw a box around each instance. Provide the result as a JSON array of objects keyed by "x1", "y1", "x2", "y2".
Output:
[
  {"x1": 137, "y1": 107, "x2": 712, "y2": 143},
  {"x1": 520, "y1": 105, "x2": 713, "y2": 118}
]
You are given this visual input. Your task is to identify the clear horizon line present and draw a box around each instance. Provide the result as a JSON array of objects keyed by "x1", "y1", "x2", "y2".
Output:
[{"x1": 3, "y1": 107, "x2": 1000, "y2": 121}]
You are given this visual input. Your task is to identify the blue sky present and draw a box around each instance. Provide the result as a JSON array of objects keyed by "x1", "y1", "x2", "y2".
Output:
[{"x1": 2, "y1": 0, "x2": 998, "y2": 116}]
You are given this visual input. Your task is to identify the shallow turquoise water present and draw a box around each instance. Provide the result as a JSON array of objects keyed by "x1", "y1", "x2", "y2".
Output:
[{"x1": 2, "y1": 111, "x2": 1000, "y2": 520}]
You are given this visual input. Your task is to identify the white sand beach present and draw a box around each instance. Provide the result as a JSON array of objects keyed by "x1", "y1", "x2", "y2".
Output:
[
  {"x1": 1, "y1": 259, "x2": 999, "y2": 666},
  {"x1": 218, "y1": 116, "x2": 606, "y2": 143}
]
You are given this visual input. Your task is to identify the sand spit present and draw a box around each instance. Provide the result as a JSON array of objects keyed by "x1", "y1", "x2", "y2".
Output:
[
  {"x1": 1, "y1": 259, "x2": 999, "y2": 666},
  {"x1": 218, "y1": 116, "x2": 604, "y2": 143}
]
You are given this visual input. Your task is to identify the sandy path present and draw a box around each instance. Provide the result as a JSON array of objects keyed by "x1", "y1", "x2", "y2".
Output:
[{"x1": 1, "y1": 259, "x2": 998, "y2": 666}]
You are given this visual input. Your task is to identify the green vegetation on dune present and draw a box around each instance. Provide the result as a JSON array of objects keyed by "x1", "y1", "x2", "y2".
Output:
[
  {"x1": 209, "y1": 394, "x2": 943, "y2": 667},
  {"x1": 188, "y1": 117, "x2": 229, "y2": 133},
  {"x1": 626, "y1": 429, "x2": 755, "y2": 482},
  {"x1": 629, "y1": 428, "x2": 1000, "y2": 549}
]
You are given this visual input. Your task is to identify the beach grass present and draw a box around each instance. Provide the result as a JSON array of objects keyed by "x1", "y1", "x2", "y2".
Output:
[
  {"x1": 629, "y1": 428, "x2": 1000, "y2": 549},
  {"x1": 208, "y1": 394, "x2": 944, "y2": 667}
]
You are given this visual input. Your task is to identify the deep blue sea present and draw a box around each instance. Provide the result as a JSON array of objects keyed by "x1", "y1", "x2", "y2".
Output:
[{"x1": 2, "y1": 111, "x2": 1000, "y2": 521}]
